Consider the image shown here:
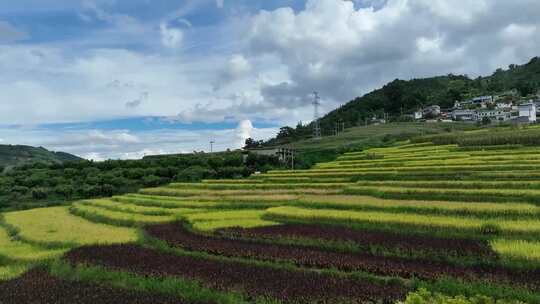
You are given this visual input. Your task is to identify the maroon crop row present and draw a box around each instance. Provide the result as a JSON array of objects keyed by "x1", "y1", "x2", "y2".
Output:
[
  {"x1": 0, "y1": 269, "x2": 184, "y2": 304},
  {"x1": 64, "y1": 244, "x2": 407, "y2": 304},
  {"x1": 220, "y1": 223, "x2": 496, "y2": 259},
  {"x1": 146, "y1": 223, "x2": 540, "y2": 290}
]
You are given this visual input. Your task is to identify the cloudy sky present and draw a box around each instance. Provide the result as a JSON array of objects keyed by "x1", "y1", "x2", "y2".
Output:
[{"x1": 0, "y1": 0, "x2": 539, "y2": 160}]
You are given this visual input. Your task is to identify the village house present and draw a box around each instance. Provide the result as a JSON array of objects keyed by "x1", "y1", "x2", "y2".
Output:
[
  {"x1": 471, "y1": 96, "x2": 494, "y2": 108},
  {"x1": 517, "y1": 102, "x2": 537, "y2": 123},
  {"x1": 496, "y1": 101, "x2": 513, "y2": 109},
  {"x1": 474, "y1": 109, "x2": 512, "y2": 122},
  {"x1": 451, "y1": 109, "x2": 476, "y2": 121}
]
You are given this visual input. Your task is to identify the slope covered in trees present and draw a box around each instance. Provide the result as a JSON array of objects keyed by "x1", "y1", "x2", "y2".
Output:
[
  {"x1": 0, "y1": 145, "x2": 82, "y2": 171},
  {"x1": 260, "y1": 57, "x2": 540, "y2": 146}
]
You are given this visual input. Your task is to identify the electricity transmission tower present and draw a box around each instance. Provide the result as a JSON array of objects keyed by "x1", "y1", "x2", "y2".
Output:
[
  {"x1": 210, "y1": 141, "x2": 215, "y2": 153},
  {"x1": 312, "y1": 92, "x2": 322, "y2": 140}
]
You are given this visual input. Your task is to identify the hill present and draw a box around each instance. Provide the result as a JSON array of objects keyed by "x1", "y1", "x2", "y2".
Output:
[
  {"x1": 259, "y1": 56, "x2": 540, "y2": 147},
  {"x1": 0, "y1": 145, "x2": 83, "y2": 170},
  {"x1": 1, "y1": 126, "x2": 540, "y2": 302}
]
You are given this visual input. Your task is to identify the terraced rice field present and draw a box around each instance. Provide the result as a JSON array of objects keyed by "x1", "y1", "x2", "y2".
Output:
[{"x1": 1, "y1": 141, "x2": 540, "y2": 303}]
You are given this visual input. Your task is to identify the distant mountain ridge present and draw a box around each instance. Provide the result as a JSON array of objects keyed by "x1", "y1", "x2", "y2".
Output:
[{"x1": 0, "y1": 145, "x2": 83, "y2": 169}]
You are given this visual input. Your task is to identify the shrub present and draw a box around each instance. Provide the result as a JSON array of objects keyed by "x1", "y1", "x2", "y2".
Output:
[{"x1": 401, "y1": 289, "x2": 524, "y2": 304}]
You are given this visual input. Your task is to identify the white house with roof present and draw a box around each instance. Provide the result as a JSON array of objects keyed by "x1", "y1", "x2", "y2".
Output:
[{"x1": 518, "y1": 102, "x2": 537, "y2": 123}]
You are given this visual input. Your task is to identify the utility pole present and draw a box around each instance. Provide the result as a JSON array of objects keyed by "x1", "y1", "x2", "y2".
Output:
[
  {"x1": 210, "y1": 141, "x2": 215, "y2": 153},
  {"x1": 291, "y1": 151, "x2": 295, "y2": 170},
  {"x1": 312, "y1": 92, "x2": 322, "y2": 140}
]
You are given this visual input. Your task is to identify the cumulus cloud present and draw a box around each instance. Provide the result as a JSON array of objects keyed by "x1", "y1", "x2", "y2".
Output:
[
  {"x1": 245, "y1": 0, "x2": 540, "y2": 111},
  {"x1": 81, "y1": 0, "x2": 145, "y2": 34},
  {"x1": 0, "y1": 21, "x2": 28, "y2": 42},
  {"x1": 235, "y1": 119, "x2": 253, "y2": 147}
]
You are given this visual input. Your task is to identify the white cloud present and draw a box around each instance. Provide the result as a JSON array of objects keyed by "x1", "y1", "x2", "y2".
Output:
[
  {"x1": 160, "y1": 22, "x2": 184, "y2": 48},
  {"x1": 216, "y1": 0, "x2": 224, "y2": 9},
  {"x1": 235, "y1": 119, "x2": 253, "y2": 147},
  {"x1": 213, "y1": 54, "x2": 252, "y2": 90},
  {"x1": 501, "y1": 24, "x2": 537, "y2": 42}
]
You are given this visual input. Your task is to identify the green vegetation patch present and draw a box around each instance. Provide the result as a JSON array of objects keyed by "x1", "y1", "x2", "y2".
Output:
[{"x1": 3, "y1": 207, "x2": 137, "y2": 247}]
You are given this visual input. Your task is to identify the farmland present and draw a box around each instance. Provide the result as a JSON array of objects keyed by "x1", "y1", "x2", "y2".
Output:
[{"x1": 2, "y1": 138, "x2": 540, "y2": 303}]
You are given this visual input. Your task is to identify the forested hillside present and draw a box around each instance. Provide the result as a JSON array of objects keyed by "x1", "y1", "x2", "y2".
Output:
[
  {"x1": 260, "y1": 57, "x2": 540, "y2": 146},
  {"x1": 0, "y1": 151, "x2": 281, "y2": 211},
  {"x1": 0, "y1": 145, "x2": 82, "y2": 170}
]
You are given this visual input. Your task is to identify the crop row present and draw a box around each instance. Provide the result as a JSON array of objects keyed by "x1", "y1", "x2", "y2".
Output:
[
  {"x1": 220, "y1": 223, "x2": 496, "y2": 261},
  {"x1": 345, "y1": 186, "x2": 540, "y2": 205},
  {"x1": 167, "y1": 182, "x2": 352, "y2": 190},
  {"x1": 256, "y1": 171, "x2": 540, "y2": 182},
  {"x1": 126, "y1": 193, "x2": 299, "y2": 204},
  {"x1": 271, "y1": 164, "x2": 540, "y2": 174},
  {"x1": 265, "y1": 206, "x2": 540, "y2": 237},
  {"x1": 317, "y1": 159, "x2": 540, "y2": 170},
  {"x1": 139, "y1": 187, "x2": 340, "y2": 197},
  {"x1": 355, "y1": 180, "x2": 540, "y2": 191},
  {"x1": 70, "y1": 202, "x2": 178, "y2": 227},
  {"x1": 145, "y1": 223, "x2": 540, "y2": 289},
  {"x1": 80, "y1": 199, "x2": 189, "y2": 216},
  {"x1": 337, "y1": 152, "x2": 468, "y2": 162},
  {"x1": 297, "y1": 195, "x2": 540, "y2": 218},
  {"x1": 64, "y1": 244, "x2": 407, "y2": 303},
  {"x1": 0, "y1": 269, "x2": 185, "y2": 304}
]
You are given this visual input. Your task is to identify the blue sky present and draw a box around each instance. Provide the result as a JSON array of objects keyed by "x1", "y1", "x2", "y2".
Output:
[{"x1": 0, "y1": 0, "x2": 539, "y2": 159}]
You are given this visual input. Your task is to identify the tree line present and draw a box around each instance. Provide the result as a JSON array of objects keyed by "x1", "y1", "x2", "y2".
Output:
[{"x1": 0, "y1": 151, "x2": 282, "y2": 211}]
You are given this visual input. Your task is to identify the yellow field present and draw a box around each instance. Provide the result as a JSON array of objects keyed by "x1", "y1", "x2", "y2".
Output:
[{"x1": 3, "y1": 207, "x2": 138, "y2": 246}]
